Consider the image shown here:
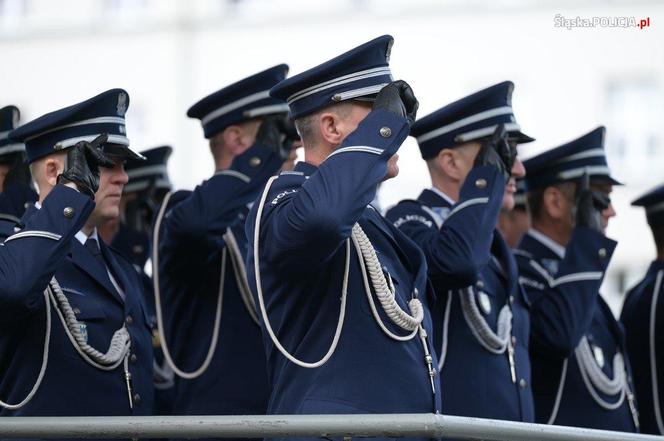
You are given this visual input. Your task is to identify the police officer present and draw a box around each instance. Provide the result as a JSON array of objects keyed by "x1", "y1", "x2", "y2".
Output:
[
  {"x1": 0, "y1": 105, "x2": 37, "y2": 221},
  {"x1": 246, "y1": 35, "x2": 440, "y2": 435},
  {"x1": 386, "y1": 82, "x2": 536, "y2": 422},
  {"x1": 99, "y1": 145, "x2": 177, "y2": 416},
  {"x1": 102, "y1": 145, "x2": 174, "y2": 271},
  {"x1": 156, "y1": 65, "x2": 295, "y2": 425},
  {"x1": 621, "y1": 183, "x2": 664, "y2": 434},
  {"x1": 517, "y1": 127, "x2": 638, "y2": 431},
  {"x1": 0, "y1": 89, "x2": 154, "y2": 420},
  {"x1": 498, "y1": 179, "x2": 530, "y2": 248}
]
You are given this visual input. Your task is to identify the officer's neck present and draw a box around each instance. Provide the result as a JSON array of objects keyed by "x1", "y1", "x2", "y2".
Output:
[
  {"x1": 79, "y1": 222, "x2": 96, "y2": 237},
  {"x1": 430, "y1": 174, "x2": 460, "y2": 203},
  {"x1": 214, "y1": 152, "x2": 234, "y2": 173},
  {"x1": 531, "y1": 219, "x2": 571, "y2": 248},
  {"x1": 303, "y1": 143, "x2": 334, "y2": 168}
]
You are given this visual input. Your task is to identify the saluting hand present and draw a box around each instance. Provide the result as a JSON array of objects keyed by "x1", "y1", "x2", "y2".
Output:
[
  {"x1": 255, "y1": 114, "x2": 293, "y2": 162},
  {"x1": 474, "y1": 123, "x2": 513, "y2": 181},
  {"x1": 57, "y1": 133, "x2": 115, "y2": 200},
  {"x1": 574, "y1": 172, "x2": 608, "y2": 233},
  {"x1": 374, "y1": 80, "x2": 419, "y2": 125}
]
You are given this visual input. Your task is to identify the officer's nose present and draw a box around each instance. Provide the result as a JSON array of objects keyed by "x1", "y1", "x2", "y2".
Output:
[
  {"x1": 511, "y1": 157, "x2": 526, "y2": 179},
  {"x1": 107, "y1": 162, "x2": 128, "y2": 186},
  {"x1": 603, "y1": 202, "x2": 616, "y2": 220}
]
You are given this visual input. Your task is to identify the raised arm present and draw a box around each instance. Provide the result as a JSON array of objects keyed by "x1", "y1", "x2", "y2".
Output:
[
  {"x1": 519, "y1": 227, "x2": 617, "y2": 358},
  {"x1": 161, "y1": 142, "x2": 283, "y2": 259},
  {"x1": 387, "y1": 165, "x2": 504, "y2": 289}
]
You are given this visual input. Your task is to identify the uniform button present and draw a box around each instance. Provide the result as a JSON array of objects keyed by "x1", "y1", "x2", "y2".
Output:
[
  {"x1": 73, "y1": 307, "x2": 81, "y2": 315},
  {"x1": 475, "y1": 179, "x2": 487, "y2": 189},
  {"x1": 519, "y1": 378, "x2": 528, "y2": 389},
  {"x1": 476, "y1": 280, "x2": 484, "y2": 289},
  {"x1": 511, "y1": 336, "x2": 517, "y2": 345},
  {"x1": 509, "y1": 295, "x2": 515, "y2": 305},
  {"x1": 130, "y1": 353, "x2": 138, "y2": 363},
  {"x1": 63, "y1": 207, "x2": 75, "y2": 218},
  {"x1": 598, "y1": 248, "x2": 607, "y2": 259},
  {"x1": 249, "y1": 157, "x2": 262, "y2": 167},
  {"x1": 132, "y1": 244, "x2": 144, "y2": 255},
  {"x1": 133, "y1": 393, "x2": 141, "y2": 405},
  {"x1": 379, "y1": 127, "x2": 392, "y2": 138},
  {"x1": 125, "y1": 315, "x2": 134, "y2": 325}
]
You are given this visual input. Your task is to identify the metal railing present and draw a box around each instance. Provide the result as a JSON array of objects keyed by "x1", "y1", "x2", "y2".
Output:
[{"x1": 0, "y1": 414, "x2": 661, "y2": 440}]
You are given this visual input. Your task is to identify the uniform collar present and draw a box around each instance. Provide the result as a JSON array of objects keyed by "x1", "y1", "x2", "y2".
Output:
[
  {"x1": 525, "y1": 228, "x2": 566, "y2": 259},
  {"x1": 428, "y1": 187, "x2": 456, "y2": 205},
  {"x1": 75, "y1": 228, "x2": 99, "y2": 246},
  {"x1": 294, "y1": 161, "x2": 318, "y2": 177},
  {"x1": 417, "y1": 187, "x2": 455, "y2": 209}
]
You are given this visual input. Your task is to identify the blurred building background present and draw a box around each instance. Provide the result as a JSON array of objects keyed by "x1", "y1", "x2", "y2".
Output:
[{"x1": 1, "y1": 0, "x2": 663, "y2": 314}]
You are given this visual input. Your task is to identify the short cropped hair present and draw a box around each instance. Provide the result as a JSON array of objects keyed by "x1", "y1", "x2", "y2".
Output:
[{"x1": 294, "y1": 101, "x2": 358, "y2": 148}]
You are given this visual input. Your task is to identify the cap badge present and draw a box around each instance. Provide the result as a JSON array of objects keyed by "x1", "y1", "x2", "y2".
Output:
[{"x1": 117, "y1": 92, "x2": 128, "y2": 116}]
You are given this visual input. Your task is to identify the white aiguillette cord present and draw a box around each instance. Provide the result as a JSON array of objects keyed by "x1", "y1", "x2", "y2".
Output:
[
  {"x1": 252, "y1": 176, "x2": 437, "y2": 393},
  {"x1": 152, "y1": 191, "x2": 224, "y2": 380},
  {"x1": 1, "y1": 277, "x2": 131, "y2": 410},
  {"x1": 151, "y1": 191, "x2": 261, "y2": 380},
  {"x1": 547, "y1": 336, "x2": 639, "y2": 429}
]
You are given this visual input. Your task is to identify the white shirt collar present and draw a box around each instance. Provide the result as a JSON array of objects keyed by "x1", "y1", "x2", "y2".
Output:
[
  {"x1": 75, "y1": 228, "x2": 99, "y2": 246},
  {"x1": 429, "y1": 187, "x2": 457, "y2": 205},
  {"x1": 527, "y1": 228, "x2": 566, "y2": 259}
]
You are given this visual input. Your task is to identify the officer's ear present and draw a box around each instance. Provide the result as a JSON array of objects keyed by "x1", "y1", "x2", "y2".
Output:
[
  {"x1": 435, "y1": 149, "x2": 458, "y2": 179},
  {"x1": 44, "y1": 154, "x2": 65, "y2": 188},
  {"x1": 438, "y1": 146, "x2": 475, "y2": 182},
  {"x1": 318, "y1": 111, "x2": 344, "y2": 147},
  {"x1": 542, "y1": 186, "x2": 568, "y2": 221}
]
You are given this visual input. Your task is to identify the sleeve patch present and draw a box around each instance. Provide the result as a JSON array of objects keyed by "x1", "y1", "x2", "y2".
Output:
[
  {"x1": 393, "y1": 214, "x2": 433, "y2": 228},
  {"x1": 271, "y1": 189, "x2": 299, "y2": 206}
]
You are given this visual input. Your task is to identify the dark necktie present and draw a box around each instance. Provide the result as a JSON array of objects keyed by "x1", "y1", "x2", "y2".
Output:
[
  {"x1": 85, "y1": 237, "x2": 107, "y2": 270},
  {"x1": 85, "y1": 237, "x2": 124, "y2": 300}
]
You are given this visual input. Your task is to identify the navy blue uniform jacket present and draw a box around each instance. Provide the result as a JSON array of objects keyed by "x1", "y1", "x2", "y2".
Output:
[
  {"x1": 622, "y1": 260, "x2": 664, "y2": 434},
  {"x1": 517, "y1": 229, "x2": 637, "y2": 432},
  {"x1": 159, "y1": 144, "x2": 282, "y2": 418},
  {"x1": 245, "y1": 110, "x2": 442, "y2": 432},
  {"x1": 386, "y1": 175, "x2": 534, "y2": 423},
  {"x1": 0, "y1": 185, "x2": 154, "y2": 424}
]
